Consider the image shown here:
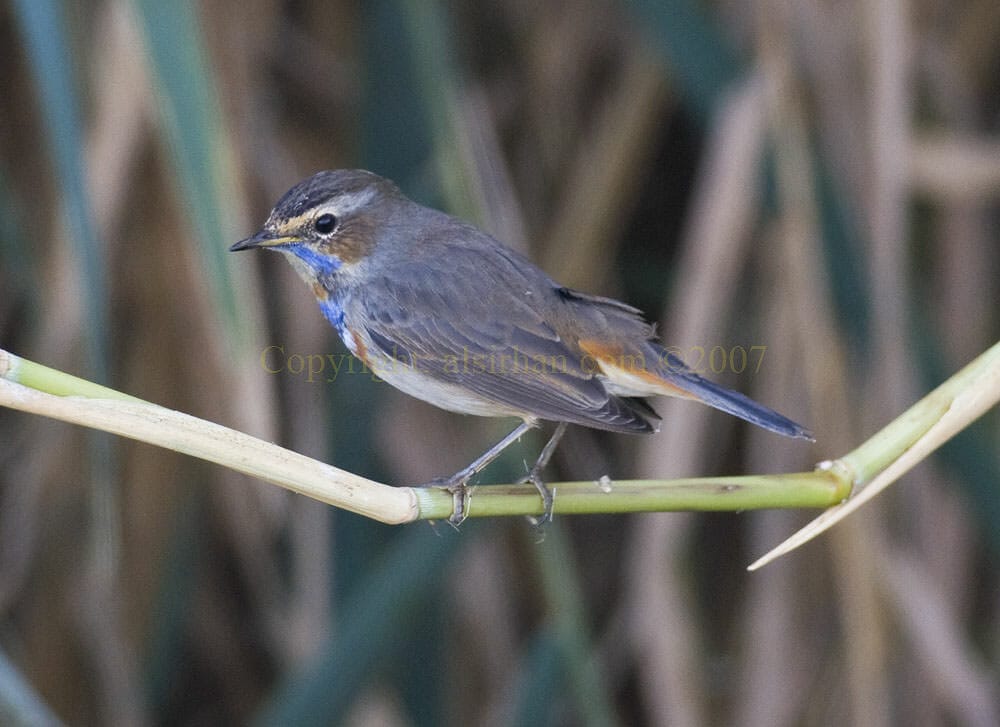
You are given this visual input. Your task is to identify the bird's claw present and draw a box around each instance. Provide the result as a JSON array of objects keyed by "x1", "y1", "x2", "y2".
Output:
[
  {"x1": 416, "y1": 474, "x2": 471, "y2": 528},
  {"x1": 519, "y1": 468, "x2": 554, "y2": 532}
]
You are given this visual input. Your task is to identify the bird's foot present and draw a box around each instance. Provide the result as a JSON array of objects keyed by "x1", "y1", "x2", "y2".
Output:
[
  {"x1": 518, "y1": 421, "x2": 564, "y2": 534},
  {"x1": 415, "y1": 473, "x2": 472, "y2": 528},
  {"x1": 519, "y1": 466, "x2": 555, "y2": 532}
]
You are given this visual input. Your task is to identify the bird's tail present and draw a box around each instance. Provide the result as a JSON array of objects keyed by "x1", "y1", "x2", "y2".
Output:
[
  {"x1": 579, "y1": 339, "x2": 813, "y2": 440},
  {"x1": 651, "y1": 347, "x2": 813, "y2": 440}
]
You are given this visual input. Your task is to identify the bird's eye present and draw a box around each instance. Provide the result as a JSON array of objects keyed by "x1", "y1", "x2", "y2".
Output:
[{"x1": 314, "y1": 213, "x2": 338, "y2": 235}]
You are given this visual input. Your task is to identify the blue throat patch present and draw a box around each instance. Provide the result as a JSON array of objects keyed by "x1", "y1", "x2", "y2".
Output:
[{"x1": 290, "y1": 244, "x2": 342, "y2": 278}]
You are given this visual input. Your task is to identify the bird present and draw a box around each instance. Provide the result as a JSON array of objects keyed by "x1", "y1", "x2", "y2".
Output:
[{"x1": 231, "y1": 169, "x2": 812, "y2": 525}]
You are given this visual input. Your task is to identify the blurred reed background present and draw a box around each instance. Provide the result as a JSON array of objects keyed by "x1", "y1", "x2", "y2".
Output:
[{"x1": 1, "y1": 0, "x2": 999, "y2": 725}]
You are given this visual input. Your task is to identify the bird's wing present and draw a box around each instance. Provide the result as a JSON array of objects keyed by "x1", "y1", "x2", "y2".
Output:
[{"x1": 351, "y1": 244, "x2": 656, "y2": 433}]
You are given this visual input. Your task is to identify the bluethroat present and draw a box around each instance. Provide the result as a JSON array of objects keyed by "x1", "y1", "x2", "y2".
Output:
[{"x1": 232, "y1": 170, "x2": 812, "y2": 524}]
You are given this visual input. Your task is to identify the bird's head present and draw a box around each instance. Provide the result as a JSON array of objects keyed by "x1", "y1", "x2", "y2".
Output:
[{"x1": 231, "y1": 169, "x2": 399, "y2": 282}]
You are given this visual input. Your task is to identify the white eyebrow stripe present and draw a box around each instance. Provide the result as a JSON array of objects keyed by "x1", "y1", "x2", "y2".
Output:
[
  {"x1": 267, "y1": 185, "x2": 378, "y2": 233},
  {"x1": 328, "y1": 187, "x2": 376, "y2": 216}
]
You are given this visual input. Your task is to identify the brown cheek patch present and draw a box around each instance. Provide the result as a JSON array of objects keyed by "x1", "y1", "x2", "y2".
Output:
[
  {"x1": 329, "y1": 216, "x2": 376, "y2": 264},
  {"x1": 578, "y1": 339, "x2": 698, "y2": 400}
]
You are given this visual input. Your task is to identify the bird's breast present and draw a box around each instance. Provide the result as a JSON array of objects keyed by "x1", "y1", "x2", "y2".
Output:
[{"x1": 313, "y1": 287, "x2": 362, "y2": 358}]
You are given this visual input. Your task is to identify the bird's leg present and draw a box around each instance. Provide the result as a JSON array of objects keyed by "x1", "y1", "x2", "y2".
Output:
[
  {"x1": 417, "y1": 420, "x2": 536, "y2": 526},
  {"x1": 521, "y1": 421, "x2": 568, "y2": 528}
]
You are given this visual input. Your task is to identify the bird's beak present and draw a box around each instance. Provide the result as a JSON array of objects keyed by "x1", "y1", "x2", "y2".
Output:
[{"x1": 229, "y1": 229, "x2": 301, "y2": 252}]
